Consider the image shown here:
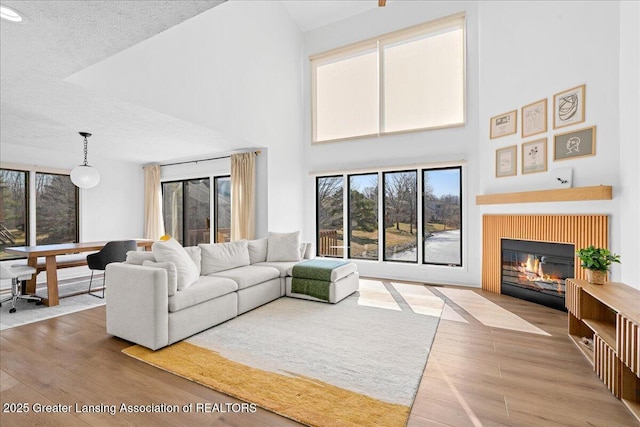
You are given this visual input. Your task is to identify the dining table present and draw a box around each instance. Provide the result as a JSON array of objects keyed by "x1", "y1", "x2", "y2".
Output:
[{"x1": 5, "y1": 239, "x2": 154, "y2": 306}]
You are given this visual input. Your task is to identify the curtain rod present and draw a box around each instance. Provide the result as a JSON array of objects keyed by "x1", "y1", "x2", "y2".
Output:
[{"x1": 158, "y1": 150, "x2": 261, "y2": 168}]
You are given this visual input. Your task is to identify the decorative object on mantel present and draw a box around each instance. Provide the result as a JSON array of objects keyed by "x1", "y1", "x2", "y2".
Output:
[
  {"x1": 495, "y1": 145, "x2": 517, "y2": 177},
  {"x1": 490, "y1": 110, "x2": 517, "y2": 139},
  {"x1": 553, "y1": 84, "x2": 586, "y2": 129},
  {"x1": 70, "y1": 132, "x2": 100, "y2": 189},
  {"x1": 521, "y1": 98, "x2": 547, "y2": 138},
  {"x1": 550, "y1": 166, "x2": 572, "y2": 188},
  {"x1": 553, "y1": 126, "x2": 596, "y2": 161},
  {"x1": 521, "y1": 138, "x2": 547, "y2": 174},
  {"x1": 575, "y1": 245, "x2": 620, "y2": 285}
]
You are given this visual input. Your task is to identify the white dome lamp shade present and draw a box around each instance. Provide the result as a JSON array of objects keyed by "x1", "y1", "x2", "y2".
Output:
[{"x1": 70, "y1": 132, "x2": 100, "y2": 189}]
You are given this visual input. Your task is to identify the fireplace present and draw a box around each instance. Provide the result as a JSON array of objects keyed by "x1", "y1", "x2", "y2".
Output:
[{"x1": 501, "y1": 239, "x2": 574, "y2": 311}]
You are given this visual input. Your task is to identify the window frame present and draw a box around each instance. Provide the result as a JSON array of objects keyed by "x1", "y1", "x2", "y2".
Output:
[
  {"x1": 214, "y1": 175, "x2": 231, "y2": 243},
  {"x1": 347, "y1": 172, "x2": 379, "y2": 261},
  {"x1": 311, "y1": 12, "x2": 466, "y2": 143},
  {"x1": 161, "y1": 177, "x2": 212, "y2": 247},
  {"x1": 0, "y1": 168, "x2": 30, "y2": 260},
  {"x1": 1, "y1": 164, "x2": 79, "y2": 260},
  {"x1": 315, "y1": 163, "x2": 463, "y2": 267},
  {"x1": 422, "y1": 166, "x2": 463, "y2": 267},
  {"x1": 382, "y1": 169, "x2": 418, "y2": 264},
  {"x1": 35, "y1": 171, "x2": 79, "y2": 245},
  {"x1": 315, "y1": 175, "x2": 344, "y2": 258}
]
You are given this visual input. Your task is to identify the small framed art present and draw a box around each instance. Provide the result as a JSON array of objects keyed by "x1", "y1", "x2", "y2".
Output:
[
  {"x1": 496, "y1": 145, "x2": 517, "y2": 177},
  {"x1": 553, "y1": 126, "x2": 596, "y2": 161},
  {"x1": 490, "y1": 110, "x2": 517, "y2": 139},
  {"x1": 553, "y1": 84, "x2": 585, "y2": 129},
  {"x1": 521, "y1": 99, "x2": 547, "y2": 138},
  {"x1": 522, "y1": 138, "x2": 547, "y2": 174}
]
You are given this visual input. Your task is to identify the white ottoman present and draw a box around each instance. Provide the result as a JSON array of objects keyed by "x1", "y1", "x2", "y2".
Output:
[{"x1": 286, "y1": 259, "x2": 359, "y2": 304}]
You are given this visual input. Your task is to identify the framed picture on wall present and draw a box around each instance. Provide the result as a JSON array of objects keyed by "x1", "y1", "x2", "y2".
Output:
[
  {"x1": 521, "y1": 99, "x2": 547, "y2": 138},
  {"x1": 490, "y1": 110, "x2": 517, "y2": 139},
  {"x1": 496, "y1": 145, "x2": 517, "y2": 177},
  {"x1": 522, "y1": 138, "x2": 547, "y2": 174},
  {"x1": 553, "y1": 126, "x2": 596, "y2": 161},
  {"x1": 553, "y1": 84, "x2": 586, "y2": 129}
]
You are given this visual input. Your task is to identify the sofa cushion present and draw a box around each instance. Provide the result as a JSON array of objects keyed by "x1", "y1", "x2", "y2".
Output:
[
  {"x1": 183, "y1": 246, "x2": 202, "y2": 275},
  {"x1": 248, "y1": 238, "x2": 268, "y2": 264},
  {"x1": 126, "y1": 251, "x2": 156, "y2": 265},
  {"x1": 142, "y1": 261, "x2": 178, "y2": 296},
  {"x1": 211, "y1": 265, "x2": 280, "y2": 290},
  {"x1": 254, "y1": 261, "x2": 300, "y2": 278},
  {"x1": 267, "y1": 231, "x2": 301, "y2": 262},
  {"x1": 200, "y1": 241, "x2": 250, "y2": 275},
  {"x1": 152, "y1": 238, "x2": 199, "y2": 291},
  {"x1": 168, "y1": 276, "x2": 238, "y2": 313}
]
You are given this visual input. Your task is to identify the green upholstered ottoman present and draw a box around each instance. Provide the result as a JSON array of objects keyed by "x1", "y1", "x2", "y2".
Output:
[{"x1": 286, "y1": 259, "x2": 359, "y2": 303}]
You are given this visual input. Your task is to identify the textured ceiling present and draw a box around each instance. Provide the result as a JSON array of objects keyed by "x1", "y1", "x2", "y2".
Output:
[
  {"x1": 0, "y1": 0, "x2": 379, "y2": 165},
  {"x1": 0, "y1": 0, "x2": 227, "y2": 164}
]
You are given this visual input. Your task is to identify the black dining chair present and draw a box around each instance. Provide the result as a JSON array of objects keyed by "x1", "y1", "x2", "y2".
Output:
[{"x1": 87, "y1": 240, "x2": 137, "y2": 298}]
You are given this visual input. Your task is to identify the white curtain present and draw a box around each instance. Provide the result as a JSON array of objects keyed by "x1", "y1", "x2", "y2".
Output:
[
  {"x1": 230, "y1": 152, "x2": 255, "y2": 241},
  {"x1": 143, "y1": 165, "x2": 165, "y2": 240}
]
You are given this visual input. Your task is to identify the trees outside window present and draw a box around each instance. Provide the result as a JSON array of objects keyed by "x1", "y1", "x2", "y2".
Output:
[
  {"x1": 348, "y1": 173, "x2": 378, "y2": 260},
  {"x1": 316, "y1": 166, "x2": 462, "y2": 266},
  {"x1": 383, "y1": 171, "x2": 417, "y2": 262},
  {"x1": 316, "y1": 176, "x2": 343, "y2": 257},
  {"x1": 0, "y1": 169, "x2": 28, "y2": 260}
]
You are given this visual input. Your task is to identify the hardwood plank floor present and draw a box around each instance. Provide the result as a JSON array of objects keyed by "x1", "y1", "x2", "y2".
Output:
[{"x1": 1, "y1": 283, "x2": 637, "y2": 426}]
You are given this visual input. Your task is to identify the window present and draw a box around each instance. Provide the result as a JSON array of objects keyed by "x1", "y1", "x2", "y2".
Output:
[
  {"x1": 0, "y1": 168, "x2": 78, "y2": 260},
  {"x1": 316, "y1": 165, "x2": 462, "y2": 266},
  {"x1": 162, "y1": 178, "x2": 210, "y2": 246},
  {"x1": 348, "y1": 173, "x2": 378, "y2": 260},
  {"x1": 0, "y1": 169, "x2": 28, "y2": 260},
  {"x1": 214, "y1": 176, "x2": 231, "y2": 243},
  {"x1": 35, "y1": 173, "x2": 78, "y2": 245},
  {"x1": 423, "y1": 167, "x2": 462, "y2": 266},
  {"x1": 383, "y1": 170, "x2": 417, "y2": 262},
  {"x1": 311, "y1": 13, "x2": 465, "y2": 142},
  {"x1": 316, "y1": 176, "x2": 344, "y2": 257}
]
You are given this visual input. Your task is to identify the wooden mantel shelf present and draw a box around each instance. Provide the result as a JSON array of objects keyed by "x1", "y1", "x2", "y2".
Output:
[{"x1": 476, "y1": 185, "x2": 612, "y2": 205}]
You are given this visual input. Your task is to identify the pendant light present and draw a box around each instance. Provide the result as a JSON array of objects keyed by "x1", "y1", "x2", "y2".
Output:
[{"x1": 71, "y1": 132, "x2": 100, "y2": 189}]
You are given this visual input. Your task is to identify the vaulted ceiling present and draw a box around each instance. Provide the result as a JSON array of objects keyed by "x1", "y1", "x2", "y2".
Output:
[{"x1": 0, "y1": 1, "x2": 379, "y2": 164}]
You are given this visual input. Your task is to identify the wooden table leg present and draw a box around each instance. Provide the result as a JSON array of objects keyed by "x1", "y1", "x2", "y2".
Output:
[
  {"x1": 43, "y1": 255, "x2": 59, "y2": 306},
  {"x1": 26, "y1": 257, "x2": 38, "y2": 294}
]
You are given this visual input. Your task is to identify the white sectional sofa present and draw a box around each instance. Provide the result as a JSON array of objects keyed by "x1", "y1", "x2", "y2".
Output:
[{"x1": 105, "y1": 233, "x2": 318, "y2": 350}]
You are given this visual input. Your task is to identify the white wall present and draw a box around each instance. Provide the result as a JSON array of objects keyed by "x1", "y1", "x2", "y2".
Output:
[
  {"x1": 67, "y1": 0, "x2": 305, "y2": 236},
  {"x1": 1, "y1": 142, "x2": 144, "y2": 242},
  {"x1": 303, "y1": 1, "x2": 482, "y2": 286},
  {"x1": 618, "y1": 1, "x2": 640, "y2": 287},
  {"x1": 0, "y1": 142, "x2": 144, "y2": 287},
  {"x1": 302, "y1": 1, "x2": 638, "y2": 289}
]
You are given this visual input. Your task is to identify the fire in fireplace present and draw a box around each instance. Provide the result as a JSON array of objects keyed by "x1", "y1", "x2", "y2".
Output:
[{"x1": 501, "y1": 239, "x2": 574, "y2": 311}]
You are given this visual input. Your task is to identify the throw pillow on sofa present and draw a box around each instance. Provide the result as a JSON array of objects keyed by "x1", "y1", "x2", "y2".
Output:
[
  {"x1": 199, "y1": 240, "x2": 251, "y2": 275},
  {"x1": 152, "y1": 238, "x2": 199, "y2": 291},
  {"x1": 125, "y1": 251, "x2": 156, "y2": 265},
  {"x1": 267, "y1": 231, "x2": 302, "y2": 262},
  {"x1": 142, "y1": 260, "x2": 178, "y2": 296},
  {"x1": 248, "y1": 238, "x2": 268, "y2": 264}
]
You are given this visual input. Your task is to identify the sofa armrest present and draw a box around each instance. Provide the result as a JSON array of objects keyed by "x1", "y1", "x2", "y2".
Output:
[{"x1": 105, "y1": 263, "x2": 169, "y2": 350}]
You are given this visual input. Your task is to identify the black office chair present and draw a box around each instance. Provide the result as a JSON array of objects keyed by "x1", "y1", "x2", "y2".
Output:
[{"x1": 87, "y1": 240, "x2": 137, "y2": 298}]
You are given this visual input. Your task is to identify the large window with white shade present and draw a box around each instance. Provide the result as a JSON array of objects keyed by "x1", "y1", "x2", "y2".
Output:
[{"x1": 311, "y1": 13, "x2": 465, "y2": 143}]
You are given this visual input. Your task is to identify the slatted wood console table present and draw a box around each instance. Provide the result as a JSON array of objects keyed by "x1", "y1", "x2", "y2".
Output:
[{"x1": 566, "y1": 278, "x2": 640, "y2": 422}]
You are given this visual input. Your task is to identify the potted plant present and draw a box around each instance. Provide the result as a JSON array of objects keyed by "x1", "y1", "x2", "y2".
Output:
[{"x1": 576, "y1": 245, "x2": 621, "y2": 285}]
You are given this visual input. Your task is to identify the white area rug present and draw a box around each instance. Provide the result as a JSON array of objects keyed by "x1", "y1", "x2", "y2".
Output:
[
  {"x1": 0, "y1": 277, "x2": 105, "y2": 330},
  {"x1": 189, "y1": 284, "x2": 443, "y2": 406}
]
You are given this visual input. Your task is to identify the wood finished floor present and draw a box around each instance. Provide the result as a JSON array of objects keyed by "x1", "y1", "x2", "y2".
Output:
[{"x1": 0, "y1": 283, "x2": 637, "y2": 426}]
